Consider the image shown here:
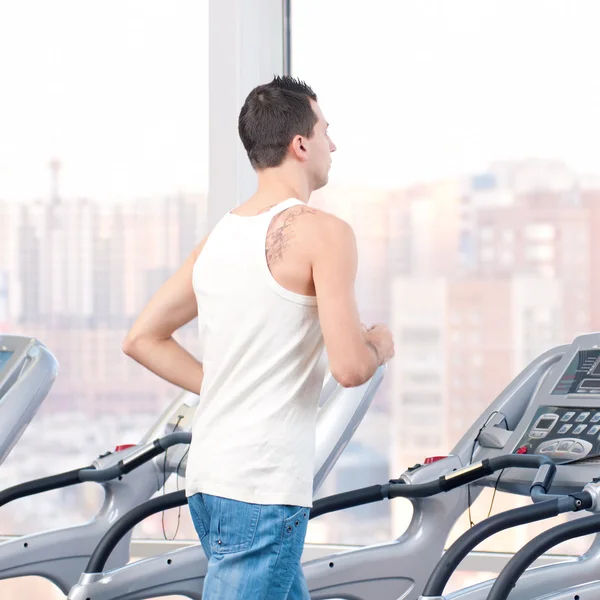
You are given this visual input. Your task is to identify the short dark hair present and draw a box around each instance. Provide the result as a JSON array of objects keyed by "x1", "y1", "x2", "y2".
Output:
[{"x1": 238, "y1": 76, "x2": 318, "y2": 170}]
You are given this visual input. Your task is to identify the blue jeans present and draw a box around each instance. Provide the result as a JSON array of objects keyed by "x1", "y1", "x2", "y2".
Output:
[{"x1": 188, "y1": 492, "x2": 311, "y2": 599}]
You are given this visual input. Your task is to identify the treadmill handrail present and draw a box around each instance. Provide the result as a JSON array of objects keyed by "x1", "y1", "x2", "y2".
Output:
[
  {"x1": 83, "y1": 452, "x2": 558, "y2": 574},
  {"x1": 487, "y1": 512, "x2": 600, "y2": 600},
  {"x1": 79, "y1": 431, "x2": 192, "y2": 482},
  {"x1": 86, "y1": 490, "x2": 188, "y2": 573},
  {"x1": 0, "y1": 467, "x2": 87, "y2": 508},
  {"x1": 312, "y1": 454, "x2": 556, "y2": 519},
  {"x1": 0, "y1": 432, "x2": 193, "y2": 508},
  {"x1": 421, "y1": 491, "x2": 592, "y2": 597}
]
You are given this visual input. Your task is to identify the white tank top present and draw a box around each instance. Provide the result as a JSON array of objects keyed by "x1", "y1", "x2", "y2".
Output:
[{"x1": 185, "y1": 198, "x2": 326, "y2": 507}]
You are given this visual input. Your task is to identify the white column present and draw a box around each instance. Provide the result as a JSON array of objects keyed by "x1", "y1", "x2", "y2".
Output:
[{"x1": 208, "y1": 0, "x2": 285, "y2": 230}]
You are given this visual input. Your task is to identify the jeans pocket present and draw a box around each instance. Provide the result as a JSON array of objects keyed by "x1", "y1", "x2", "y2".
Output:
[
  {"x1": 188, "y1": 494, "x2": 209, "y2": 541},
  {"x1": 210, "y1": 495, "x2": 262, "y2": 555},
  {"x1": 282, "y1": 506, "x2": 310, "y2": 533},
  {"x1": 281, "y1": 505, "x2": 310, "y2": 572}
]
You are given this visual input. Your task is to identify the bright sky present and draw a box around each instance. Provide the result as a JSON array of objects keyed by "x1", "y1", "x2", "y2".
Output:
[
  {"x1": 1, "y1": 0, "x2": 599, "y2": 201},
  {"x1": 293, "y1": 0, "x2": 600, "y2": 189},
  {"x1": 0, "y1": 1, "x2": 208, "y2": 202}
]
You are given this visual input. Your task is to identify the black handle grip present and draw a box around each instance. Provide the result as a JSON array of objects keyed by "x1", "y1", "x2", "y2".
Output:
[
  {"x1": 531, "y1": 463, "x2": 557, "y2": 493},
  {"x1": 489, "y1": 454, "x2": 554, "y2": 471},
  {"x1": 310, "y1": 485, "x2": 385, "y2": 519},
  {"x1": 118, "y1": 440, "x2": 164, "y2": 474},
  {"x1": 0, "y1": 467, "x2": 90, "y2": 508}
]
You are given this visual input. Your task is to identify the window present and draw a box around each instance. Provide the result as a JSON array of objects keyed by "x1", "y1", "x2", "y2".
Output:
[
  {"x1": 526, "y1": 244, "x2": 555, "y2": 261},
  {"x1": 403, "y1": 372, "x2": 441, "y2": 385},
  {"x1": 402, "y1": 392, "x2": 442, "y2": 406},
  {"x1": 499, "y1": 250, "x2": 514, "y2": 266},
  {"x1": 0, "y1": 0, "x2": 208, "y2": 567},
  {"x1": 293, "y1": 0, "x2": 600, "y2": 555},
  {"x1": 401, "y1": 327, "x2": 440, "y2": 344},
  {"x1": 502, "y1": 229, "x2": 515, "y2": 242},
  {"x1": 525, "y1": 223, "x2": 556, "y2": 241},
  {"x1": 481, "y1": 246, "x2": 495, "y2": 262},
  {"x1": 471, "y1": 354, "x2": 484, "y2": 367},
  {"x1": 480, "y1": 227, "x2": 495, "y2": 241}
]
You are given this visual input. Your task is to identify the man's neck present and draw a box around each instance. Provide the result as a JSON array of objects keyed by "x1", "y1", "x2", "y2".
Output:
[{"x1": 255, "y1": 168, "x2": 312, "y2": 204}]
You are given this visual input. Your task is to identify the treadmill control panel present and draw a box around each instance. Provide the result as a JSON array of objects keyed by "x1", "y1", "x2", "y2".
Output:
[
  {"x1": 515, "y1": 405, "x2": 600, "y2": 462},
  {"x1": 552, "y1": 349, "x2": 600, "y2": 395}
]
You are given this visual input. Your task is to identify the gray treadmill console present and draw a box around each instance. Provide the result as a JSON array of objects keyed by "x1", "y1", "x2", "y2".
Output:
[
  {"x1": 0, "y1": 335, "x2": 58, "y2": 465},
  {"x1": 513, "y1": 348, "x2": 600, "y2": 462},
  {"x1": 514, "y1": 406, "x2": 597, "y2": 462},
  {"x1": 474, "y1": 334, "x2": 600, "y2": 496}
]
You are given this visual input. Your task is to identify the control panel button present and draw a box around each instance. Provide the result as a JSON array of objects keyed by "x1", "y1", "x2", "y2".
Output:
[
  {"x1": 529, "y1": 431, "x2": 548, "y2": 439},
  {"x1": 424, "y1": 456, "x2": 447, "y2": 465},
  {"x1": 589, "y1": 425, "x2": 600, "y2": 436},
  {"x1": 540, "y1": 442, "x2": 558, "y2": 453},
  {"x1": 557, "y1": 440, "x2": 574, "y2": 452},
  {"x1": 576, "y1": 412, "x2": 591, "y2": 423},
  {"x1": 114, "y1": 444, "x2": 136, "y2": 452},
  {"x1": 573, "y1": 424, "x2": 588, "y2": 435},
  {"x1": 572, "y1": 442, "x2": 585, "y2": 454},
  {"x1": 591, "y1": 412, "x2": 600, "y2": 423},
  {"x1": 558, "y1": 424, "x2": 573, "y2": 434},
  {"x1": 515, "y1": 446, "x2": 528, "y2": 455},
  {"x1": 561, "y1": 412, "x2": 576, "y2": 422}
]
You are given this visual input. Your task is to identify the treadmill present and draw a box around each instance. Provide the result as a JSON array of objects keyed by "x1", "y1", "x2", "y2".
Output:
[
  {"x1": 0, "y1": 361, "x2": 385, "y2": 595},
  {"x1": 68, "y1": 332, "x2": 600, "y2": 600},
  {"x1": 431, "y1": 334, "x2": 600, "y2": 599}
]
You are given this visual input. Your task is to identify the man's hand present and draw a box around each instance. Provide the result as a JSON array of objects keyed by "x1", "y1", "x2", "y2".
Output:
[{"x1": 362, "y1": 324, "x2": 395, "y2": 366}]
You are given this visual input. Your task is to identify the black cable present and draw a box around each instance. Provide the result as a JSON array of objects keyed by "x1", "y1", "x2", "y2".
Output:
[
  {"x1": 176, "y1": 447, "x2": 190, "y2": 483},
  {"x1": 487, "y1": 469, "x2": 505, "y2": 518},
  {"x1": 168, "y1": 445, "x2": 190, "y2": 540},
  {"x1": 161, "y1": 414, "x2": 184, "y2": 541},
  {"x1": 467, "y1": 411, "x2": 508, "y2": 527},
  {"x1": 467, "y1": 436, "x2": 477, "y2": 527}
]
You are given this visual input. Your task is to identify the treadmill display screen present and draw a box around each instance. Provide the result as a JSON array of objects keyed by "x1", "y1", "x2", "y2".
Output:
[
  {"x1": 552, "y1": 349, "x2": 600, "y2": 395},
  {"x1": 536, "y1": 418, "x2": 556, "y2": 430},
  {"x1": 0, "y1": 350, "x2": 14, "y2": 374}
]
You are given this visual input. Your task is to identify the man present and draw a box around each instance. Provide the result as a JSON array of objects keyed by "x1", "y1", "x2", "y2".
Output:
[{"x1": 122, "y1": 76, "x2": 395, "y2": 599}]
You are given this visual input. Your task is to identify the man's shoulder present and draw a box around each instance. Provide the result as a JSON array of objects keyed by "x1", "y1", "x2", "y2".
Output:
[
  {"x1": 308, "y1": 208, "x2": 355, "y2": 245},
  {"x1": 280, "y1": 204, "x2": 353, "y2": 237},
  {"x1": 278, "y1": 207, "x2": 355, "y2": 267}
]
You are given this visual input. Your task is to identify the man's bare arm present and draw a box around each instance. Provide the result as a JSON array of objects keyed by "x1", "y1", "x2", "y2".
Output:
[
  {"x1": 122, "y1": 238, "x2": 207, "y2": 394},
  {"x1": 311, "y1": 215, "x2": 392, "y2": 387}
]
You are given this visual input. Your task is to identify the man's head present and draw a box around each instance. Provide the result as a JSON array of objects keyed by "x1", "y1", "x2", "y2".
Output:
[{"x1": 238, "y1": 76, "x2": 336, "y2": 191}]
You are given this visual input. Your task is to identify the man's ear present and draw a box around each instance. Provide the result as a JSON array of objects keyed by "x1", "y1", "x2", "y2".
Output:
[{"x1": 291, "y1": 135, "x2": 308, "y2": 161}]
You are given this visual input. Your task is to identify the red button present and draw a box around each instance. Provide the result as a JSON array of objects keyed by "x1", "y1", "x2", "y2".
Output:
[
  {"x1": 424, "y1": 456, "x2": 447, "y2": 465},
  {"x1": 115, "y1": 444, "x2": 136, "y2": 452},
  {"x1": 516, "y1": 446, "x2": 528, "y2": 455}
]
